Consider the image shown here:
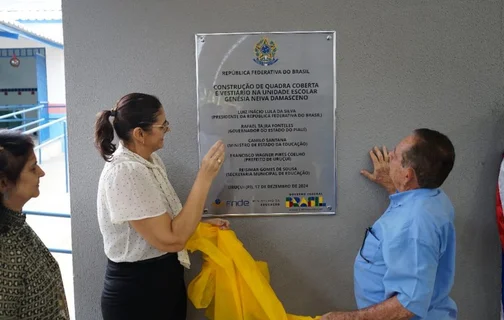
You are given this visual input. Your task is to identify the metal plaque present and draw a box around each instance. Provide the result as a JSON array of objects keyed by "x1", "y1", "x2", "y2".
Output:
[{"x1": 196, "y1": 31, "x2": 336, "y2": 216}]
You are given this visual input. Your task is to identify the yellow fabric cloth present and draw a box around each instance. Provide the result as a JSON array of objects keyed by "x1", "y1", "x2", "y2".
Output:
[{"x1": 185, "y1": 223, "x2": 321, "y2": 320}]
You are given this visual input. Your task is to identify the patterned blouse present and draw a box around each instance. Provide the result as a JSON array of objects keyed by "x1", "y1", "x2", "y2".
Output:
[
  {"x1": 0, "y1": 205, "x2": 69, "y2": 319},
  {"x1": 97, "y1": 143, "x2": 190, "y2": 267}
]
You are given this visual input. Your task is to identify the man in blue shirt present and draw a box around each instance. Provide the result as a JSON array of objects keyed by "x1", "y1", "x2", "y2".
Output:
[{"x1": 322, "y1": 128, "x2": 457, "y2": 320}]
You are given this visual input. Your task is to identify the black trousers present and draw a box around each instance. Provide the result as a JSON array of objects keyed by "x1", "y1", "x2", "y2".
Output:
[{"x1": 101, "y1": 253, "x2": 187, "y2": 320}]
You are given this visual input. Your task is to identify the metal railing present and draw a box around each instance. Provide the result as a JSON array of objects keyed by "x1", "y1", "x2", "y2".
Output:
[
  {"x1": 12, "y1": 118, "x2": 45, "y2": 131},
  {"x1": 2, "y1": 104, "x2": 72, "y2": 255},
  {"x1": 24, "y1": 210, "x2": 72, "y2": 254},
  {"x1": 23, "y1": 210, "x2": 71, "y2": 219},
  {"x1": 0, "y1": 104, "x2": 44, "y2": 120},
  {"x1": 22, "y1": 115, "x2": 69, "y2": 193}
]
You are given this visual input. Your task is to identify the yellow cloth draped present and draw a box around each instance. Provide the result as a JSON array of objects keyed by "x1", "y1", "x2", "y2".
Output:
[{"x1": 185, "y1": 223, "x2": 321, "y2": 320}]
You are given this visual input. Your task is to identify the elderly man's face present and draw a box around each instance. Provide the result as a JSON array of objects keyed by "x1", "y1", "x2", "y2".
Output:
[{"x1": 389, "y1": 134, "x2": 417, "y2": 191}]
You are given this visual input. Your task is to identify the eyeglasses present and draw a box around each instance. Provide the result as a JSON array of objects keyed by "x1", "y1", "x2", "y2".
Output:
[
  {"x1": 151, "y1": 120, "x2": 170, "y2": 132},
  {"x1": 359, "y1": 227, "x2": 376, "y2": 263}
]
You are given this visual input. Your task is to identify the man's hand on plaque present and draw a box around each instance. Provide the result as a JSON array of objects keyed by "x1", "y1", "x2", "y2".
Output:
[{"x1": 360, "y1": 146, "x2": 395, "y2": 194}]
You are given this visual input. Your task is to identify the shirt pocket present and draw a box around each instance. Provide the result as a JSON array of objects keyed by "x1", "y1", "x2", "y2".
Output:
[{"x1": 361, "y1": 230, "x2": 382, "y2": 265}]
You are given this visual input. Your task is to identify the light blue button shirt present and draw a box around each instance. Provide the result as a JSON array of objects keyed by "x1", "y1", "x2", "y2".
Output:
[{"x1": 354, "y1": 188, "x2": 457, "y2": 319}]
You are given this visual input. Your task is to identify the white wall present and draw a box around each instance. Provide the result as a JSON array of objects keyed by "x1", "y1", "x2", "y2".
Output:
[
  {"x1": 19, "y1": 23, "x2": 64, "y2": 43},
  {"x1": 0, "y1": 36, "x2": 65, "y2": 104}
]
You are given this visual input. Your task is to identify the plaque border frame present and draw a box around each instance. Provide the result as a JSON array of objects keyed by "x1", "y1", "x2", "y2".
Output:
[{"x1": 195, "y1": 30, "x2": 337, "y2": 217}]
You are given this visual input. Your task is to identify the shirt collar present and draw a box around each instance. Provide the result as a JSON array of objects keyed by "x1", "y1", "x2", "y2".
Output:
[
  {"x1": 115, "y1": 143, "x2": 157, "y2": 169},
  {"x1": 389, "y1": 188, "x2": 440, "y2": 207}
]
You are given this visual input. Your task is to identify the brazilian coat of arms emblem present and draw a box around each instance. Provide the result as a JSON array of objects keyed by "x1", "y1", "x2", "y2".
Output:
[{"x1": 253, "y1": 37, "x2": 278, "y2": 66}]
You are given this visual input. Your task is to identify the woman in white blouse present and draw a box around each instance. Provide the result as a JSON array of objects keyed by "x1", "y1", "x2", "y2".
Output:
[{"x1": 94, "y1": 92, "x2": 229, "y2": 320}]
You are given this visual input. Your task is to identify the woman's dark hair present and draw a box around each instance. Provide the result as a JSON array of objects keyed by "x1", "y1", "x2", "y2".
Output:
[
  {"x1": 94, "y1": 93, "x2": 163, "y2": 161},
  {"x1": 0, "y1": 129, "x2": 35, "y2": 184}
]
